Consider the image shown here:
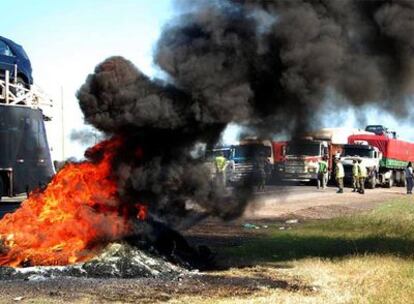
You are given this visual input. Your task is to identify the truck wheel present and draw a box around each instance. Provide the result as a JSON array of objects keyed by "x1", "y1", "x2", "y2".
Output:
[
  {"x1": 12, "y1": 77, "x2": 28, "y2": 99},
  {"x1": 386, "y1": 175, "x2": 394, "y2": 188},
  {"x1": 368, "y1": 176, "x2": 376, "y2": 189}
]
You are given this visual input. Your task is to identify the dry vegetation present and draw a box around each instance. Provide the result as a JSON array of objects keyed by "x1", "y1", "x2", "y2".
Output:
[{"x1": 2, "y1": 198, "x2": 414, "y2": 303}]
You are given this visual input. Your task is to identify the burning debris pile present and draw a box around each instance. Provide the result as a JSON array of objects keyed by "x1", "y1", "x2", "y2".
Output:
[
  {"x1": 1, "y1": 0, "x2": 414, "y2": 272},
  {"x1": 0, "y1": 243, "x2": 190, "y2": 280}
]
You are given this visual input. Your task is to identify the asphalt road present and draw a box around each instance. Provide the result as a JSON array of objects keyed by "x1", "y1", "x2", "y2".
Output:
[
  {"x1": 0, "y1": 184, "x2": 346, "y2": 218},
  {"x1": 1, "y1": 179, "x2": 408, "y2": 221}
]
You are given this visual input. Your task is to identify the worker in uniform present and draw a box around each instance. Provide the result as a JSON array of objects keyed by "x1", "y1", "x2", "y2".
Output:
[
  {"x1": 405, "y1": 162, "x2": 413, "y2": 194},
  {"x1": 357, "y1": 159, "x2": 367, "y2": 194},
  {"x1": 254, "y1": 152, "x2": 269, "y2": 192},
  {"x1": 352, "y1": 159, "x2": 360, "y2": 192},
  {"x1": 335, "y1": 158, "x2": 344, "y2": 193},
  {"x1": 317, "y1": 156, "x2": 328, "y2": 189},
  {"x1": 214, "y1": 152, "x2": 228, "y2": 188}
]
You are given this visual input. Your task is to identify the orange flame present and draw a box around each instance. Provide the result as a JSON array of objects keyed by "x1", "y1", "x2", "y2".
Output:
[
  {"x1": 0, "y1": 137, "x2": 132, "y2": 267},
  {"x1": 135, "y1": 204, "x2": 148, "y2": 221}
]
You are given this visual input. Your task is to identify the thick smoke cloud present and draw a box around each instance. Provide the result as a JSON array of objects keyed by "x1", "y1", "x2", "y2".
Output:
[{"x1": 78, "y1": 0, "x2": 414, "y2": 227}]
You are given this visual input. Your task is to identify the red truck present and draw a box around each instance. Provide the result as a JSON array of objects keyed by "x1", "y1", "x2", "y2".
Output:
[
  {"x1": 281, "y1": 128, "x2": 371, "y2": 183},
  {"x1": 348, "y1": 126, "x2": 414, "y2": 187}
]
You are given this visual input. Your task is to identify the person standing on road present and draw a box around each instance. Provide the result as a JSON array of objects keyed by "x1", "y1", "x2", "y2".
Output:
[
  {"x1": 317, "y1": 157, "x2": 328, "y2": 189},
  {"x1": 405, "y1": 162, "x2": 413, "y2": 194},
  {"x1": 214, "y1": 152, "x2": 228, "y2": 188},
  {"x1": 352, "y1": 159, "x2": 360, "y2": 192},
  {"x1": 357, "y1": 159, "x2": 367, "y2": 194},
  {"x1": 254, "y1": 152, "x2": 269, "y2": 192},
  {"x1": 335, "y1": 158, "x2": 344, "y2": 193}
]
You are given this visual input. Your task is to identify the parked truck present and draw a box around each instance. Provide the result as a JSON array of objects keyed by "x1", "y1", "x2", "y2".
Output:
[
  {"x1": 227, "y1": 139, "x2": 286, "y2": 185},
  {"x1": 348, "y1": 126, "x2": 414, "y2": 187},
  {"x1": 341, "y1": 143, "x2": 382, "y2": 188},
  {"x1": 281, "y1": 128, "x2": 371, "y2": 183},
  {"x1": 0, "y1": 66, "x2": 54, "y2": 201}
]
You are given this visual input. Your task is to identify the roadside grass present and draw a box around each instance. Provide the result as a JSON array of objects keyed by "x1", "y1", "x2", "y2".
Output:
[
  {"x1": 224, "y1": 197, "x2": 414, "y2": 265},
  {"x1": 187, "y1": 197, "x2": 414, "y2": 304}
]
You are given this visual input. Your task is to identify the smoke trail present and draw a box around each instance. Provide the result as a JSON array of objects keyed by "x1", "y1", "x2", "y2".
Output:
[{"x1": 77, "y1": 0, "x2": 414, "y2": 227}]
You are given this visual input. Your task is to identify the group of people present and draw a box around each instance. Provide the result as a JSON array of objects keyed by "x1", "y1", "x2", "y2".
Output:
[
  {"x1": 318, "y1": 158, "x2": 414, "y2": 195},
  {"x1": 317, "y1": 158, "x2": 367, "y2": 194}
]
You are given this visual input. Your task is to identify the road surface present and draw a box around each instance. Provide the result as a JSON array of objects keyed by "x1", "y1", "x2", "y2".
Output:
[{"x1": 0, "y1": 184, "x2": 409, "y2": 220}]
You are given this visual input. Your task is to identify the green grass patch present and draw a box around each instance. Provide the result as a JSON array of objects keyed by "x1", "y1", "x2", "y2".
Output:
[{"x1": 224, "y1": 197, "x2": 414, "y2": 264}]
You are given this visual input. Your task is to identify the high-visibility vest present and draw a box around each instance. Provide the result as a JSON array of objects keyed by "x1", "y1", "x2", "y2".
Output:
[
  {"x1": 215, "y1": 156, "x2": 227, "y2": 172},
  {"x1": 318, "y1": 161, "x2": 328, "y2": 173},
  {"x1": 352, "y1": 163, "x2": 359, "y2": 177},
  {"x1": 358, "y1": 163, "x2": 367, "y2": 178},
  {"x1": 336, "y1": 163, "x2": 344, "y2": 178}
]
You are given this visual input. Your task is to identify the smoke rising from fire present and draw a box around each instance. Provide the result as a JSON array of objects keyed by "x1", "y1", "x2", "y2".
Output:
[{"x1": 78, "y1": 0, "x2": 414, "y2": 226}]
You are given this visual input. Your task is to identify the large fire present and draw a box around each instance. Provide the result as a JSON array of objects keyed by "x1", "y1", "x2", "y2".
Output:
[{"x1": 0, "y1": 137, "x2": 142, "y2": 267}]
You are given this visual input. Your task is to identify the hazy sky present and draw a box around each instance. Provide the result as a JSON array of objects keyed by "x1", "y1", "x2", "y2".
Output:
[
  {"x1": 1, "y1": 0, "x2": 413, "y2": 160},
  {"x1": 1, "y1": 0, "x2": 174, "y2": 160}
]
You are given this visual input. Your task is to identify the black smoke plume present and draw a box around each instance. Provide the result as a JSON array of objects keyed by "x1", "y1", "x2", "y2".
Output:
[{"x1": 77, "y1": 0, "x2": 414, "y2": 227}]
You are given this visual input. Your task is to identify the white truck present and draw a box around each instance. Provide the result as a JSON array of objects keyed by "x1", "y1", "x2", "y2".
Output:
[{"x1": 340, "y1": 143, "x2": 382, "y2": 188}]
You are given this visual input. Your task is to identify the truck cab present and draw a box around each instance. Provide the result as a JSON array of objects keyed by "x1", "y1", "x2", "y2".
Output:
[
  {"x1": 281, "y1": 140, "x2": 329, "y2": 182},
  {"x1": 341, "y1": 143, "x2": 382, "y2": 188},
  {"x1": 227, "y1": 142, "x2": 272, "y2": 184},
  {"x1": 365, "y1": 125, "x2": 397, "y2": 139}
]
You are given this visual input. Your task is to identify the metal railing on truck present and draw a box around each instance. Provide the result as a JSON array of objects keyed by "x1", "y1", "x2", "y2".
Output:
[{"x1": 0, "y1": 70, "x2": 52, "y2": 112}]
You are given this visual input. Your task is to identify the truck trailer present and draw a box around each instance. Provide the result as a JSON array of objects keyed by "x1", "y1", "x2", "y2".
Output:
[{"x1": 0, "y1": 71, "x2": 54, "y2": 200}]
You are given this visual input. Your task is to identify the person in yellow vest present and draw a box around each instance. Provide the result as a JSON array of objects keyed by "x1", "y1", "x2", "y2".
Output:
[
  {"x1": 215, "y1": 152, "x2": 228, "y2": 187},
  {"x1": 352, "y1": 159, "x2": 359, "y2": 192},
  {"x1": 335, "y1": 158, "x2": 344, "y2": 193},
  {"x1": 358, "y1": 159, "x2": 367, "y2": 194},
  {"x1": 317, "y1": 156, "x2": 328, "y2": 189}
]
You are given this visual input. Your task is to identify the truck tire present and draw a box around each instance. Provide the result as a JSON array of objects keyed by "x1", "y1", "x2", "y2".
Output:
[
  {"x1": 386, "y1": 175, "x2": 394, "y2": 188},
  {"x1": 12, "y1": 77, "x2": 28, "y2": 99},
  {"x1": 368, "y1": 176, "x2": 376, "y2": 189}
]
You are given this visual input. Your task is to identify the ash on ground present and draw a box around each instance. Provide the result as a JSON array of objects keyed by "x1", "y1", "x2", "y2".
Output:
[{"x1": 0, "y1": 243, "x2": 193, "y2": 281}]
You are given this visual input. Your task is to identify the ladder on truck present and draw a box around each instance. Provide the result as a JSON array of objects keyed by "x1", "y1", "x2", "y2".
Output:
[{"x1": 0, "y1": 70, "x2": 53, "y2": 202}]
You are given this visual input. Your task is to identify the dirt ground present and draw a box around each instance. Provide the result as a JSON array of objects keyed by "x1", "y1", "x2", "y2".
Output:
[
  {"x1": 0, "y1": 186, "x2": 409, "y2": 304},
  {"x1": 185, "y1": 186, "x2": 407, "y2": 249}
]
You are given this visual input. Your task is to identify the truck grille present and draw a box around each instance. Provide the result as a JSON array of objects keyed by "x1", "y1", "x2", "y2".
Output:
[
  {"x1": 234, "y1": 163, "x2": 254, "y2": 176},
  {"x1": 285, "y1": 161, "x2": 306, "y2": 174}
]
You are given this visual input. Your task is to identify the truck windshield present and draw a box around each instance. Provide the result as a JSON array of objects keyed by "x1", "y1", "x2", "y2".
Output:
[
  {"x1": 343, "y1": 148, "x2": 373, "y2": 158},
  {"x1": 286, "y1": 143, "x2": 321, "y2": 156},
  {"x1": 234, "y1": 145, "x2": 271, "y2": 158},
  {"x1": 205, "y1": 149, "x2": 231, "y2": 160},
  {"x1": 365, "y1": 125, "x2": 385, "y2": 135}
]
